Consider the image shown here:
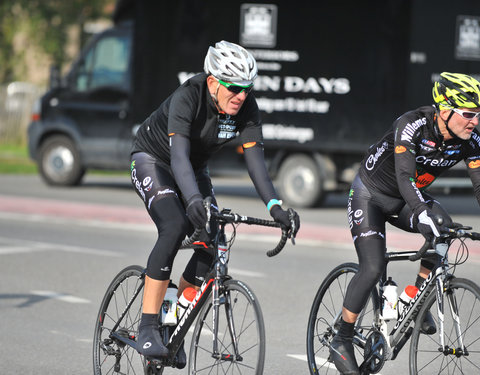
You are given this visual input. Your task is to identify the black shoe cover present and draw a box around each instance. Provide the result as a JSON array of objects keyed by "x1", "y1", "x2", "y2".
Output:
[
  {"x1": 330, "y1": 335, "x2": 360, "y2": 375},
  {"x1": 420, "y1": 310, "x2": 437, "y2": 335},
  {"x1": 137, "y1": 325, "x2": 169, "y2": 358}
]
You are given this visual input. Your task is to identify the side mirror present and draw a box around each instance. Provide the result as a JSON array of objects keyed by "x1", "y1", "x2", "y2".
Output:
[{"x1": 49, "y1": 64, "x2": 61, "y2": 89}]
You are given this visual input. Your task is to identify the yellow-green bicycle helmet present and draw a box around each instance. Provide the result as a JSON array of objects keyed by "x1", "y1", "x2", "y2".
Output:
[{"x1": 433, "y1": 72, "x2": 480, "y2": 110}]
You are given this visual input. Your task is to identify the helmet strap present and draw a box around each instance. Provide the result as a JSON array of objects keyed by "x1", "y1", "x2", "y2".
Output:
[
  {"x1": 211, "y1": 82, "x2": 225, "y2": 114},
  {"x1": 444, "y1": 110, "x2": 460, "y2": 139}
]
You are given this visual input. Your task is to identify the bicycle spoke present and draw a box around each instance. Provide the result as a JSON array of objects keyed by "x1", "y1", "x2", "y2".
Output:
[
  {"x1": 190, "y1": 279, "x2": 265, "y2": 374},
  {"x1": 307, "y1": 263, "x2": 379, "y2": 375},
  {"x1": 93, "y1": 266, "x2": 145, "y2": 375},
  {"x1": 410, "y1": 278, "x2": 480, "y2": 374}
]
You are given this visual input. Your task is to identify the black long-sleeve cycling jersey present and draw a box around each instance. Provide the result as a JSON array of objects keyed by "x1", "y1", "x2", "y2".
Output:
[
  {"x1": 132, "y1": 73, "x2": 278, "y2": 204},
  {"x1": 359, "y1": 105, "x2": 480, "y2": 215}
]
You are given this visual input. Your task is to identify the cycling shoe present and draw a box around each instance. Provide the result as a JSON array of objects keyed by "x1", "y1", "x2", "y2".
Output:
[
  {"x1": 137, "y1": 325, "x2": 169, "y2": 358},
  {"x1": 420, "y1": 310, "x2": 436, "y2": 335},
  {"x1": 330, "y1": 335, "x2": 360, "y2": 375}
]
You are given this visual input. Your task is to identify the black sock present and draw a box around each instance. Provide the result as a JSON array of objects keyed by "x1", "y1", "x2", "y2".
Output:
[
  {"x1": 338, "y1": 317, "x2": 355, "y2": 339},
  {"x1": 415, "y1": 275, "x2": 426, "y2": 289},
  {"x1": 140, "y1": 313, "x2": 158, "y2": 328}
]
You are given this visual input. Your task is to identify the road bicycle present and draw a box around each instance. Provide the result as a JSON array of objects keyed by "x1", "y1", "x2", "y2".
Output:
[
  {"x1": 93, "y1": 200, "x2": 296, "y2": 375},
  {"x1": 306, "y1": 221, "x2": 480, "y2": 374}
]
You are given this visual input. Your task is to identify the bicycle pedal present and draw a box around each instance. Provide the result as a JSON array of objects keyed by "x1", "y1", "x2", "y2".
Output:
[{"x1": 146, "y1": 357, "x2": 167, "y2": 367}]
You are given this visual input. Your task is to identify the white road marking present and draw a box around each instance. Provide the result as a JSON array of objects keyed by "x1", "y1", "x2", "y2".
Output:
[
  {"x1": 0, "y1": 211, "x2": 149, "y2": 232},
  {"x1": 0, "y1": 246, "x2": 44, "y2": 255},
  {"x1": 0, "y1": 236, "x2": 122, "y2": 257},
  {"x1": 50, "y1": 330, "x2": 92, "y2": 343},
  {"x1": 0, "y1": 212, "x2": 347, "y2": 249},
  {"x1": 287, "y1": 354, "x2": 384, "y2": 374},
  {"x1": 287, "y1": 354, "x2": 336, "y2": 370},
  {"x1": 235, "y1": 233, "x2": 353, "y2": 250},
  {"x1": 229, "y1": 268, "x2": 265, "y2": 278},
  {"x1": 32, "y1": 290, "x2": 90, "y2": 304},
  {"x1": 75, "y1": 338, "x2": 92, "y2": 343}
]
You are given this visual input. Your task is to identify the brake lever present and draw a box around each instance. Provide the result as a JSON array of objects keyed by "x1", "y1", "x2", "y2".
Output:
[
  {"x1": 203, "y1": 197, "x2": 212, "y2": 234},
  {"x1": 288, "y1": 208, "x2": 296, "y2": 245}
]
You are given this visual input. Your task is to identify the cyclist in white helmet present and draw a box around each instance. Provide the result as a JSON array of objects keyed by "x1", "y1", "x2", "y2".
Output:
[{"x1": 130, "y1": 40, "x2": 300, "y2": 365}]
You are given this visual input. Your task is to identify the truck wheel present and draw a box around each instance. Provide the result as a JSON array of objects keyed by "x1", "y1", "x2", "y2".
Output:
[
  {"x1": 277, "y1": 154, "x2": 325, "y2": 208},
  {"x1": 38, "y1": 135, "x2": 85, "y2": 186}
]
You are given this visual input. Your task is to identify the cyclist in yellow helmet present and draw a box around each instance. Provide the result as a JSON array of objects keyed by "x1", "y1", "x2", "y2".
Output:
[
  {"x1": 330, "y1": 72, "x2": 480, "y2": 374},
  {"x1": 432, "y1": 72, "x2": 480, "y2": 139}
]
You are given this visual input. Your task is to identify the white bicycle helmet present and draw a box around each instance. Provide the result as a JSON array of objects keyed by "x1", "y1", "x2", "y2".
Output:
[{"x1": 204, "y1": 40, "x2": 257, "y2": 85}]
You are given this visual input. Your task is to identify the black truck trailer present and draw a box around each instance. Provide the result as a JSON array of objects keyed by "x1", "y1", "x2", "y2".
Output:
[{"x1": 28, "y1": 0, "x2": 480, "y2": 207}]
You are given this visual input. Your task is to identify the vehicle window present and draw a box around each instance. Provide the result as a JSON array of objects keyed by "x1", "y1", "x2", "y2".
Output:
[{"x1": 74, "y1": 34, "x2": 131, "y2": 92}]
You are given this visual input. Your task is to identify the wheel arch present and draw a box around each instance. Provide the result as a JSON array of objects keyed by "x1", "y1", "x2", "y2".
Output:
[
  {"x1": 274, "y1": 151, "x2": 337, "y2": 208},
  {"x1": 32, "y1": 118, "x2": 83, "y2": 162}
]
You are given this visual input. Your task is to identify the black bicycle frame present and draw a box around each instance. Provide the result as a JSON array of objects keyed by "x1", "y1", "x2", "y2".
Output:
[
  {"x1": 167, "y1": 224, "x2": 233, "y2": 360},
  {"x1": 113, "y1": 223, "x2": 234, "y2": 364},
  {"x1": 376, "y1": 249, "x2": 444, "y2": 360}
]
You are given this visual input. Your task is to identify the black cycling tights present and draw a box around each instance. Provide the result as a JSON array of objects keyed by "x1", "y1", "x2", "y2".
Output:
[
  {"x1": 343, "y1": 175, "x2": 452, "y2": 314},
  {"x1": 131, "y1": 152, "x2": 213, "y2": 284}
]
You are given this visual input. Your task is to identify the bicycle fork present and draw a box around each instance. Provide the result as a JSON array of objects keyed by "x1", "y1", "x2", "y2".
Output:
[
  {"x1": 210, "y1": 277, "x2": 242, "y2": 362},
  {"x1": 436, "y1": 273, "x2": 468, "y2": 356}
]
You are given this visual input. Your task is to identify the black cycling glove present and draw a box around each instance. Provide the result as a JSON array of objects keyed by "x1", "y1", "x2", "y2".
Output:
[
  {"x1": 270, "y1": 205, "x2": 300, "y2": 237},
  {"x1": 186, "y1": 195, "x2": 207, "y2": 229},
  {"x1": 416, "y1": 209, "x2": 442, "y2": 240}
]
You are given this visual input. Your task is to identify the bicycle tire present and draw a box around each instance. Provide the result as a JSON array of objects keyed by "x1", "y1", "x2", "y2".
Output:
[
  {"x1": 306, "y1": 262, "x2": 381, "y2": 375},
  {"x1": 189, "y1": 279, "x2": 266, "y2": 374},
  {"x1": 93, "y1": 265, "x2": 146, "y2": 375},
  {"x1": 409, "y1": 277, "x2": 480, "y2": 374}
]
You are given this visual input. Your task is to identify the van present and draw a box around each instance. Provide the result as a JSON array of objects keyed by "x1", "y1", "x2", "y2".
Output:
[{"x1": 28, "y1": 0, "x2": 480, "y2": 206}]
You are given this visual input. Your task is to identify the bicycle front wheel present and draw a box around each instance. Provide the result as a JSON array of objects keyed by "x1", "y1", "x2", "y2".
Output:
[
  {"x1": 93, "y1": 265, "x2": 146, "y2": 375},
  {"x1": 410, "y1": 277, "x2": 480, "y2": 374},
  {"x1": 306, "y1": 262, "x2": 380, "y2": 375},
  {"x1": 189, "y1": 279, "x2": 266, "y2": 374}
]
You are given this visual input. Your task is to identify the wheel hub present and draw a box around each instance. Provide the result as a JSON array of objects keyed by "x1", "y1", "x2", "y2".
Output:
[
  {"x1": 439, "y1": 346, "x2": 469, "y2": 357},
  {"x1": 45, "y1": 146, "x2": 74, "y2": 177}
]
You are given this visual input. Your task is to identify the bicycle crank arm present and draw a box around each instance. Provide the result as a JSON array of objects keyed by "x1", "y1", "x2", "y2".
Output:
[{"x1": 111, "y1": 331, "x2": 138, "y2": 350}]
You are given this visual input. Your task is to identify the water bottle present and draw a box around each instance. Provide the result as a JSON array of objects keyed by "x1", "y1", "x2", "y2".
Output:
[
  {"x1": 398, "y1": 285, "x2": 419, "y2": 316},
  {"x1": 218, "y1": 239, "x2": 228, "y2": 264},
  {"x1": 177, "y1": 287, "x2": 197, "y2": 321},
  {"x1": 161, "y1": 283, "x2": 178, "y2": 326},
  {"x1": 382, "y1": 277, "x2": 398, "y2": 320}
]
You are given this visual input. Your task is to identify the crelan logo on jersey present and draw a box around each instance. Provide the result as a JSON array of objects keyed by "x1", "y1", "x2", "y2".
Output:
[
  {"x1": 469, "y1": 160, "x2": 480, "y2": 169},
  {"x1": 395, "y1": 145, "x2": 407, "y2": 153}
]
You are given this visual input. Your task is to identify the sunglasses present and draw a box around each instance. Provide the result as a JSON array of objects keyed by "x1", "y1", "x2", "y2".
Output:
[
  {"x1": 452, "y1": 108, "x2": 480, "y2": 120},
  {"x1": 218, "y1": 79, "x2": 253, "y2": 95}
]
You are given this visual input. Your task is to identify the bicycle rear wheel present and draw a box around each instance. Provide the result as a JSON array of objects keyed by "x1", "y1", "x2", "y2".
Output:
[
  {"x1": 410, "y1": 277, "x2": 480, "y2": 374},
  {"x1": 306, "y1": 262, "x2": 381, "y2": 375},
  {"x1": 189, "y1": 279, "x2": 266, "y2": 374},
  {"x1": 93, "y1": 265, "x2": 146, "y2": 375}
]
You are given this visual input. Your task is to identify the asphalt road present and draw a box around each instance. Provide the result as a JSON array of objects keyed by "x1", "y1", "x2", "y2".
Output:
[{"x1": 0, "y1": 174, "x2": 479, "y2": 374}]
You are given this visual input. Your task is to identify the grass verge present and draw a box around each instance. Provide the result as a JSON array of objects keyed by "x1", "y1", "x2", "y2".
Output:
[
  {"x1": 0, "y1": 143, "x2": 129, "y2": 176},
  {"x1": 0, "y1": 143, "x2": 37, "y2": 173}
]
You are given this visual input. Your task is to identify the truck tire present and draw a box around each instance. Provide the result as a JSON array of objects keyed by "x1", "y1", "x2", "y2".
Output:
[
  {"x1": 38, "y1": 135, "x2": 86, "y2": 186},
  {"x1": 277, "y1": 154, "x2": 325, "y2": 208}
]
